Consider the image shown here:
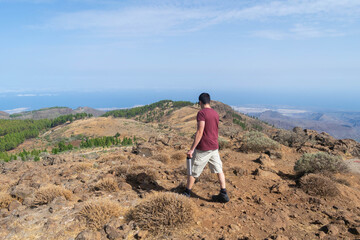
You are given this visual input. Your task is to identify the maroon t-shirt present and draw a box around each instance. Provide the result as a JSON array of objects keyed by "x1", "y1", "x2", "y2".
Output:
[{"x1": 196, "y1": 108, "x2": 219, "y2": 151}]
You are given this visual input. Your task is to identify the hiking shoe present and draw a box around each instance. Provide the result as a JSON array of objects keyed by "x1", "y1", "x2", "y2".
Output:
[
  {"x1": 212, "y1": 192, "x2": 229, "y2": 203},
  {"x1": 182, "y1": 191, "x2": 191, "y2": 198}
]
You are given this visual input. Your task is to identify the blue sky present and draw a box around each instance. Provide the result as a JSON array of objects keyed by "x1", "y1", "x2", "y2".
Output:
[{"x1": 0, "y1": 0, "x2": 359, "y2": 109}]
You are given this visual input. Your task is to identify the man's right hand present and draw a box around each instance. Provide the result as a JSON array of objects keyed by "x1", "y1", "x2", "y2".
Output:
[{"x1": 187, "y1": 149, "x2": 194, "y2": 159}]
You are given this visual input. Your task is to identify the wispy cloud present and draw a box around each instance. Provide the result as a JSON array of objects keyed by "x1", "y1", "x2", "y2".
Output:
[
  {"x1": 252, "y1": 24, "x2": 344, "y2": 40},
  {"x1": 34, "y1": 0, "x2": 360, "y2": 38},
  {"x1": 3, "y1": 107, "x2": 30, "y2": 114},
  {"x1": 16, "y1": 93, "x2": 58, "y2": 97},
  {"x1": 17, "y1": 94, "x2": 37, "y2": 97}
]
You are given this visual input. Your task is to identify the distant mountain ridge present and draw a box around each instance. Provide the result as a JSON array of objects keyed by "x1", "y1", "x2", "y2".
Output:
[
  {"x1": 4, "y1": 107, "x2": 105, "y2": 120},
  {"x1": 245, "y1": 109, "x2": 360, "y2": 141}
]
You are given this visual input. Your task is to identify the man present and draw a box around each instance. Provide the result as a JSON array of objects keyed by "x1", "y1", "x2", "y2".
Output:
[{"x1": 183, "y1": 93, "x2": 229, "y2": 203}]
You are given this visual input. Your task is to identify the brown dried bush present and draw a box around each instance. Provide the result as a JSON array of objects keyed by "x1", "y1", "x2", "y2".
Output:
[
  {"x1": 78, "y1": 199, "x2": 123, "y2": 230},
  {"x1": 93, "y1": 178, "x2": 119, "y2": 192},
  {"x1": 152, "y1": 154, "x2": 170, "y2": 164},
  {"x1": 300, "y1": 174, "x2": 340, "y2": 197},
  {"x1": 33, "y1": 185, "x2": 73, "y2": 205},
  {"x1": 171, "y1": 152, "x2": 185, "y2": 161},
  {"x1": 218, "y1": 138, "x2": 231, "y2": 150},
  {"x1": 0, "y1": 193, "x2": 13, "y2": 209},
  {"x1": 127, "y1": 192, "x2": 196, "y2": 235},
  {"x1": 73, "y1": 162, "x2": 93, "y2": 172}
]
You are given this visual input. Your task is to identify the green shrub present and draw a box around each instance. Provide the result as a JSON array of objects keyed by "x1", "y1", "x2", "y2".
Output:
[
  {"x1": 300, "y1": 174, "x2": 340, "y2": 197},
  {"x1": 241, "y1": 131, "x2": 279, "y2": 152},
  {"x1": 294, "y1": 152, "x2": 348, "y2": 175}
]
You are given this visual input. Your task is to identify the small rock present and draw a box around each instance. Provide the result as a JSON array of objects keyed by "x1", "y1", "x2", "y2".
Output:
[
  {"x1": 104, "y1": 225, "x2": 121, "y2": 240},
  {"x1": 257, "y1": 154, "x2": 275, "y2": 168},
  {"x1": 75, "y1": 230, "x2": 101, "y2": 240},
  {"x1": 8, "y1": 200, "x2": 21, "y2": 212},
  {"x1": 253, "y1": 168, "x2": 281, "y2": 181},
  {"x1": 321, "y1": 224, "x2": 339, "y2": 235},
  {"x1": 270, "y1": 183, "x2": 289, "y2": 194},
  {"x1": 349, "y1": 227, "x2": 360, "y2": 235}
]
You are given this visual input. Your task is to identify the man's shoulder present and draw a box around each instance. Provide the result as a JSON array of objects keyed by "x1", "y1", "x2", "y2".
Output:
[{"x1": 198, "y1": 108, "x2": 219, "y2": 117}]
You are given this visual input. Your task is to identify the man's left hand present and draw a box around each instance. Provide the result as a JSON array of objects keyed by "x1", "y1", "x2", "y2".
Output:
[{"x1": 187, "y1": 150, "x2": 194, "y2": 159}]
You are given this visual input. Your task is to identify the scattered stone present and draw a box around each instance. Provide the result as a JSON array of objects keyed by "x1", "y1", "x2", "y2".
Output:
[
  {"x1": 270, "y1": 183, "x2": 290, "y2": 194},
  {"x1": 8, "y1": 200, "x2": 21, "y2": 212},
  {"x1": 253, "y1": 168, "x2": 281, "y2": 181},
  {"x1": 256, "y1": 154, "x2": 275, "y2": 168},
  {"x1": 348, "y1": 227, "x2": 360, "y2": 235},
  {"x1": 321, "y1": 224, "x2": 339, "y2": 236},
  {"x1": 10, "y1": 185, "x2": 34, "y2": 201},
  {"x1": 75, "y1": 230, "x2": 101, "y2": 240}
]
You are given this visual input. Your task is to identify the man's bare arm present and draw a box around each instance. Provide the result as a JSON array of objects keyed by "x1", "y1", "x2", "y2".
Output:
[{"x1": 187, "y1": 120, "x2": 205, "y2": 158}]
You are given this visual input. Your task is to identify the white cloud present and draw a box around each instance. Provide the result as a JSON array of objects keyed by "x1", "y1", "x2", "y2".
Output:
[
  {"x1": 252, "y1": 24, "x2": 344, "y2": 40},
  {"x1": 3, "y1": 107, "x2": 30, "y2": 114},
  {"x1": 17, "y1": 94, "x2": 37, "y2": 97},
  {"x1": 233, "y1": 106, "x2": 307, "y2": 115},
  {"x1": 33, "y1": 0, "x2": 360, "y2": 37}
]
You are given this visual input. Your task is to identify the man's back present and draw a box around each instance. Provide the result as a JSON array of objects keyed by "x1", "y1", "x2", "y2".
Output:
[{"x1": 196, "y1": 108, "x2": 219, "y2": 151}]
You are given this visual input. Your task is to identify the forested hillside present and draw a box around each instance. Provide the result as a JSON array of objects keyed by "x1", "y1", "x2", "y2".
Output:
[
  {"x1": 102, "y1": 100, "x2": 193, "y2": 122},
  {"x1": 0, "y1": 113, "x2": 92, "y2": 152}
]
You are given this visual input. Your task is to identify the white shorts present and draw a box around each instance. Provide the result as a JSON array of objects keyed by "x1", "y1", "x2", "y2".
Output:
[{"x1": 191, "y1": 149, "x2": 223, "y2": 178}]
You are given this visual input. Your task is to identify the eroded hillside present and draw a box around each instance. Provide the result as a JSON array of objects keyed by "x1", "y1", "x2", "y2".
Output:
[{"x1": 1, "y1": 101, "x2": 360, "y2": 240}]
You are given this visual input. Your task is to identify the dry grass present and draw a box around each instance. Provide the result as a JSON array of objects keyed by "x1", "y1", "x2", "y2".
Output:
[
  {"x1": 152, "y1": 154, "x2": 170, "y2": 164},
  {"x1": 73, "y1": 162, "x2": 93, "y2": 172},
  {"x1": 171, "y1": 152, "x2": 185, "y2": 161},
  {"x1": 127, "y1": 192, "x2": 197, "y2": 235},
  {"x1": 300, "y1": 174, "x2": 340, "y2": 197},
  {"x1": 93, "y1": 178, "x2": 119, "y2": 192},
  {"x1": 33, "y1": 185, "x2": 73, "y2": 205},
  {"x1": 78, "y1": 199, "x2": 123, "y2": 230},
  {"x1": 0, "y1": 193, "x2": 13, "y2": 209}
]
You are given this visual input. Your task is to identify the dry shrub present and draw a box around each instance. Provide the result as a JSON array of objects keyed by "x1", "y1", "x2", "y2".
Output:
[
  {"x1": 127, "y1": 192, "x2": 197, "y2": 235},
  {"x1": 78, "y1": 199, "x2": 123, "y2": 230},
  {"x1": 300, "y1": 174, "x2": 340, "y2": 197},
  {"x1": 294, "y1": 152, "x2": 348, "y2": 175},
  {"x1": 218, "y1": 138, "x2": 231, "y2": 150},
  {"x1": 0, "y1": 193, "x2": 13, "y2": 209},
  {"x1": 73, "y1": 162, "x2": 93, "y2": 172},
  {"x1": 273, "y1": 129, "x2": 307, "y2": 147},
  {"x1": 241, "y1": 131, "x2": 279, "y2": 153},
  {"x1": 152, "y1": 154, "x2": 170, "y2": 164},
  {"x1": 171, "y1": 152, "x2": 185, "y2": 161},
  {"x1": 33, "y1": 185, "x2": 73, "y2": 205},
  {"x1": 94, "y1": 178, "x2": 119, "y2": 192},
  {"x1": 113, "y1": 165, "x2": 131, "y2": 178}
]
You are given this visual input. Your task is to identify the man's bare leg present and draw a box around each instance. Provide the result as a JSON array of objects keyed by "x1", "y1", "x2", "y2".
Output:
[
  {"x1": 186, "y1": 175, "x2": 196, "y2": 190},
  {"x1": 217, "y1": 172, "x2": 226, "y2": 189}
]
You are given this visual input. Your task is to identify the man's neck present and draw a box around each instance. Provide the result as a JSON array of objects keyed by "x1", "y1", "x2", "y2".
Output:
[{"x1": 201, "y1": 104, "x2": 211, "y2": 109}]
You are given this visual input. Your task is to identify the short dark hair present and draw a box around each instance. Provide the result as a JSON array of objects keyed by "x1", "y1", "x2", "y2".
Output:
[{"x1": 199, "y1": 93, "x2": 210, "y2": 104}]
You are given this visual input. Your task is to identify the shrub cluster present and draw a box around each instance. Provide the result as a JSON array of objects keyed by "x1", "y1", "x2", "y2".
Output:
[
  {"x1": 93, "y1": 178, "x2": 119, "y2": 192},
  {"x1": 0, "y1": 193, "x2": 13, "y2": 209},
  {"x1": 300, "y1": 174, "x2": 340, "y2": 197},
  {"x1": 78, "y1": 199, "x2": 123, "y2": 230},
  {"x1": 294, "y1": 152, "x2": 348, "y2": 175},
  {"x1": 273, "y1": 129, "x2": 307, "y2": 147},
  {"x1": 127, "y1": 192, "x2": 196, "y2": 235},
  {"x1": 241, "y1": 131, "x2": 279, "y2": 152},
  {"x1": 33, "y1": 185, "x2": 73, "y2": 205}
]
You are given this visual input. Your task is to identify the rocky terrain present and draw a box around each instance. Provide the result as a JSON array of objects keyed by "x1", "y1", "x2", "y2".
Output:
[{"x1": 1, "y1": 101, "x2": 360, "y2": 240}]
